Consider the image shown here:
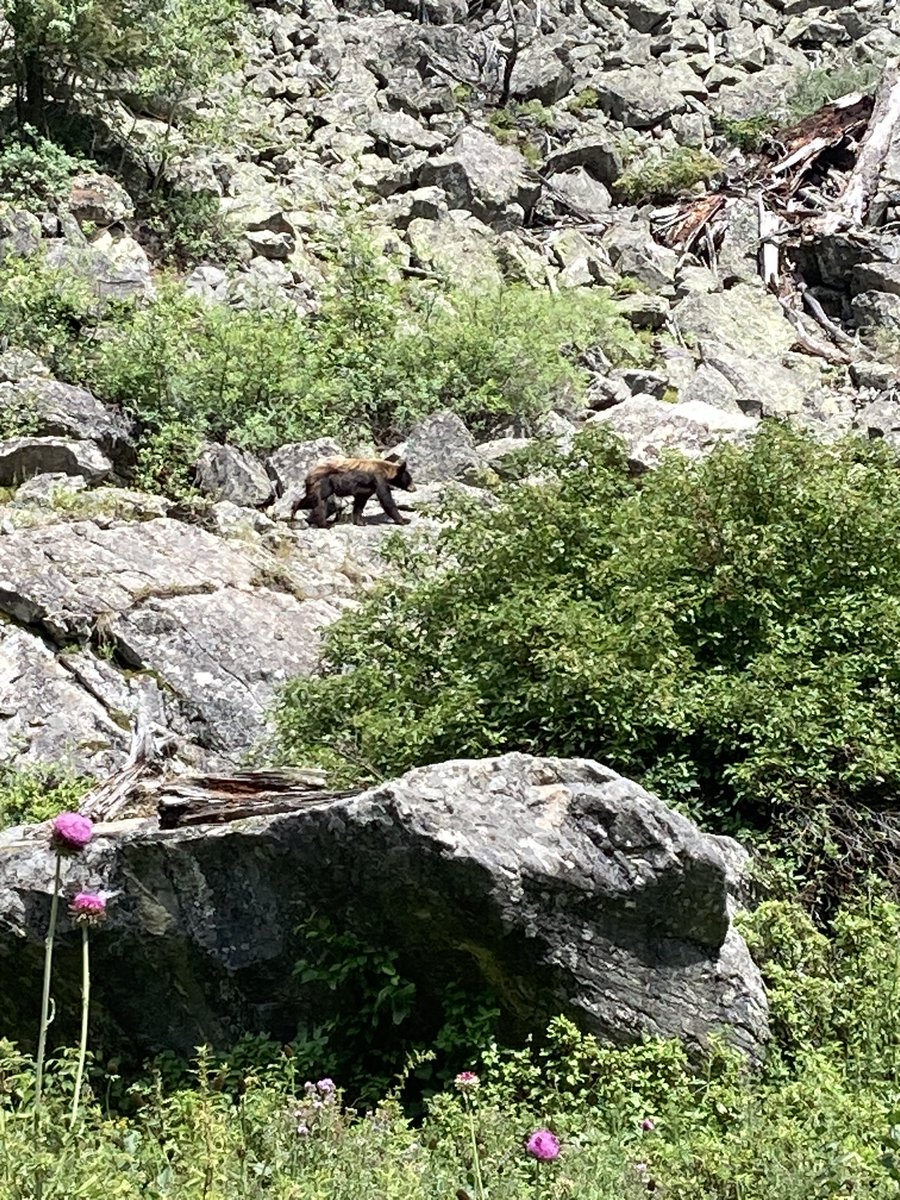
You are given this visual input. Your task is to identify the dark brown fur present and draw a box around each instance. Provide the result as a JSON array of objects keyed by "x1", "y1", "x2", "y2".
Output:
[{"x1": 290, "y1": 456, "x2": 415, "y2": 528}]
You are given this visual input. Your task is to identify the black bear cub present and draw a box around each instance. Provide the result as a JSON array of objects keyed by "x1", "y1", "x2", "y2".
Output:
[{"x1": 290, "y1": 456, "x2": 415, "y2": 528}]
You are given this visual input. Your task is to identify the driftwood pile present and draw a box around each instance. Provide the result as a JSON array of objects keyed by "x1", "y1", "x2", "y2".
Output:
[{"x1": 653, "y1": 57, "x2": 900, "y2": 367}]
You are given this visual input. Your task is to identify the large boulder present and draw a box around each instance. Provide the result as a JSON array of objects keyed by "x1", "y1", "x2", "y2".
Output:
[
  {"x1": 402, "y1": 410, "x2": 480, "y2": 482},
  {"x1": 0, "y1": 437, "x2": 113, "y2": 486},
  {"x1": 194, "y1": 444, "x2": 274, "y2": 507},
  {"x1": 0, "y1": 754, "x2": 768, "y2": 1062},
  {"x1": 418, "y1": 128, "x2": 541, "y2": 228},
  {"x1": 0, "y1": 378, "x2": 135, "y2": 473},
  {"x1": 586, "y1": 395, "x2": 757, "y2": 472}
]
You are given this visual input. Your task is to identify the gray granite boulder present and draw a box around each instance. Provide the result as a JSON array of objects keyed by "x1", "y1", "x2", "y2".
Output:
[{"x1": 0, "y1": 753, "x2": 768, "y2": 1063}]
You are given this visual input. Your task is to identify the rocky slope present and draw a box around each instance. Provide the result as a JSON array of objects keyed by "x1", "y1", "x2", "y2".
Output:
[{"x1": 2, "y1": 0, "x2": 900, "y2": 776}]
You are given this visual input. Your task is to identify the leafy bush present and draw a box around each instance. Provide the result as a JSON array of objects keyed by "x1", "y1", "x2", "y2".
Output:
[
  {"x1": 0, "y1": 256, "x2": 97, "y2": 380},
  {"x1": 0, "y1": 764, "x2": 90, "y2": 829},
  {"x1": 139, "y1": 190, "x2": 243, "y2": 268},
  {"x1": 88, "y1": 243, "x2": 643, "y2": 493},
  {"x1": 1, "y1": 892, "x2": 899, "y2": 1200},
  {"x1": 0, "y1": 129, "x2": 88, "y2": 209},
  {"x1": 715, "y1": 115, "x2": 775, "y2": 152},
  {"x1": 275, "y1": 424, "x2": 900, "y2": 892},
  {"x1": 4, "y1": 0, "x2": 243, "y2": 138},
  {"x1": 788, "y1": 60, "x2": 882, "y2": 122},
  {"x1": 616, "y1": 148, "x2": 721, "y2": 203}
]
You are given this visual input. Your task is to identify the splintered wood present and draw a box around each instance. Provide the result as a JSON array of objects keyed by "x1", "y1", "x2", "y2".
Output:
[
  {"x1": 155, "y1": 770, "x2": 353, "y2": 829},
  {"x1": 649, "y1": 57, "x2": 900, "y2": 364},
  {"x1": 654, "y1": 59, "x2": 900, "y2": 262},
  {"x1": 654, "y1": 88, "x2": 878, "y2": 262}
]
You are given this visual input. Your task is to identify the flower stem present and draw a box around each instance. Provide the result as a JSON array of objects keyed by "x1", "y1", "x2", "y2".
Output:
[
  {"x1": 464, "y1": 1096, "x2": 486, "y2": 1200},
  {"x1": 33, "y1": 854, "x2": 62, "y2": 1127},
  {"x1": 70, "y1": 924, "x2": 91, "y2": 1128}
]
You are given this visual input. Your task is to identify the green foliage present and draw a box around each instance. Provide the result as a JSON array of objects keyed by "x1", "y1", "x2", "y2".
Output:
[
  {"x1": 788, "y1": 60, "x2": 882, "y2": 121},
  {"x1": 567, "y1": 88, "x2": 599, "y2": 113},
  {"x1": 87, "y1": 242, "x2": 642, "y2": 493},
  {"x1": 0, "y1": 255, "x2": 97, "y2": 380},
  {"x1": 715, "y1": 115, "x2": 775, "y2": 152},
  {"x1": 3, "y1": 0, "x2": 243, "y2": 142},
  {"x1": 740, "y1": 892, "x2": 900, "y2": 1083},
  {"x1": 275, "y1": 424, "x2": 900, "y2": 890},
  {"x1": 140, "y1": 191, "x2": 242, "y2": 269},
  {"x1": 288, "y1": 911, "x2": 500, "y2": 1106},
  {"x1": 0, "y1": 129, "x2": 88, "y2": 209},
  {"x1": 0, "y1": 763, "x2": 90, "y2": 829},
  {"x1": 616, "y1": 148, "x2": 722, "y2": 203},
  {"x1": 1, "y1": 892, "x2": 899, "y2": 1200},
  {"x1": 0, "y1": 234, "x2": 644, "y2": 496}
]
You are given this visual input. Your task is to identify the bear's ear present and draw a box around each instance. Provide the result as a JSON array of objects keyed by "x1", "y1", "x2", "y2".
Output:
[{"x1": 397, "y1": 459, "x2": 407, "y2": 471}]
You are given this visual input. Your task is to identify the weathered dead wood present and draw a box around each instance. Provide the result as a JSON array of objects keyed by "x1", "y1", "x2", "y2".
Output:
[
  {"x1": 796, "y1": 279, "x2": 872, "y2": 357},
  {"x1": 775, "y1": 296, "x2": 852, "y2": 364},
  {"x1": 79, "y1": 715, "x2": 176, "y2": 822},
  {"x1": 654, "y1": 193, "x2": 726, "y2": 252},
  {"x1": 155, "y1": 768, "x2": 348, "y2": 830},
  {"x1": 757, "y1": 196, "x2": 780, "y2": 290},
  {"x1": 812, "y1": 58, "x2": 900, "y2": 234}
]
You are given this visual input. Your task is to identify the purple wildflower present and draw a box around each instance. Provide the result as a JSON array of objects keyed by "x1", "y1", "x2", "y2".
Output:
[
  {"x1": 316, "y1": 1078, "x2": 335, "y2": 1095},
  {"x1": 454, "y1": 1071, "x2": 480, "y2": 1093},
  {"x1": 303, "y1": 1081, "x2": 317, "y2": 1096},
  {"x1": 70, "y1": 892, "x2": 108, "y2": 926},
  {"x1": 526, "y1": 1129, "x2": 561, "y2": 1161},
  {"x1": 641, "y1": 1117, "x2": 656, "y2": 1132},
  {"x1": 296, "y1": 1122, "x2": 309, "y2": 1136},
  {"x1": 50, "y1": 812, "x2": 93, "y2": 855}
]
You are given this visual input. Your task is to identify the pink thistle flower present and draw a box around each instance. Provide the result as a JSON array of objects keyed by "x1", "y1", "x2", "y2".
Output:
[
  {"x1": 316, "y1": 1078, "x2": 335, "y2": 1094},
  {"x1": 70, "y1": 892, "x2": 108, "y2": 926},
  {"x1": 50, "y1": 812, "x2": 93, "y2": 855},
  {"x1": 454, "y1": 1071, "x2": 480, "y2": 1093},
  {"x1": 641, "y1": 1117, "x2": 655, "y2": 1132},
  {"x1": 526, "y1": 1129, "x2": 560, "y2": 1161}
]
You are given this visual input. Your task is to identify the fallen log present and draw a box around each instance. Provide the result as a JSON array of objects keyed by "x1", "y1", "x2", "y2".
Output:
[
  {"x1": 155, "y1": 768, "x2": 350, "y2": 829},
  {"x1": 812, "y1": 57, "x2": 900, "y2": 234}
]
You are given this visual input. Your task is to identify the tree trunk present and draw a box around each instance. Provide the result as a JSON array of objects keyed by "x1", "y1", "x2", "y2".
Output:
[{"x1": 15, "y1": 48, "x2": 46, "y2": 133}]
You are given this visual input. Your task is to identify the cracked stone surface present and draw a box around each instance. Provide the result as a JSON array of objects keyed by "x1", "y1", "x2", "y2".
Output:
[
  {"x1": 0, "y1": 511, "x2": 436, "y2": 772},
  {"x1": 0, "y1": 753, "x2": 768, "y2": 1064}
]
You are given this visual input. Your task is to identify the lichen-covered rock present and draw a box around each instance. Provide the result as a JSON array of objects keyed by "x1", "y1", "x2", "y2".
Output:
[
  {"x1": 406, "y1": 214, "x2": 503, "y2": 288},
  {"x1": 586, "y1": 394, "x2": 756, "y2": 471},
  {"x1": 67, "y1": 174, "x2": 135, "y2": 226},
  {"x1": 0, "y1": 753, "x2": 768, "y2": 1063},
  {"x1": 195, "y1": 444, "x2": 274, "y2": 507},
  {"x1": 418, "y1": 128, "x2": 541, "y2": 228},
  {"x1": 0, "y1": 378, "x2": 135, "y2": 473},
  {"x1": 44, "y1": 235, "x2": 154, "y2": 303},
  {"x1": 590, "y1": 66, "x2": 686, "y2": 128},
  {"x1": 403, "y1": 410, "x2": 480, "y2": 482},
  {"x1": 673, "y1": 284, "x2": 796, "y2": 358},
  {"x1": 265, "y1": 438, "x2": 345, "y2": 495},
  {"x1": 0, "y1": 437, "x2": 113, "y2": 486}
]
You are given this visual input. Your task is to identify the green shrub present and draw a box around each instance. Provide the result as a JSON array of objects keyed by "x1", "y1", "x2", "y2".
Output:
[
  {"x1": 616, "y1": 148, "x2": 722, "y2": 203},
  {"x1": 715, "y1": 115, "x2": 775, "y2": 152},
  {"x1": 274, "y1": 424, "x2": 900, "y2": 890},
  {"x1": 0, "y1": 255, "x2": 97, "y2": 380},
  {"x1": 140, "y1": 190, "x2": 243, "y2": 268},
  {"x1": 0, "y1": 237, "x2": 643, "y2": 496},
  {"x1": 788, "y1": 61, "x2": 882, "y2": 122},
  {"x1": 89, "y1": 243, "x2": 644, "y2": 493},
  {"x1": 0, "y1": 763, "x2": 90, "y2": 829},
  {"x1": 0, "y1": 129, "x2": 88, "y2": 209}
]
